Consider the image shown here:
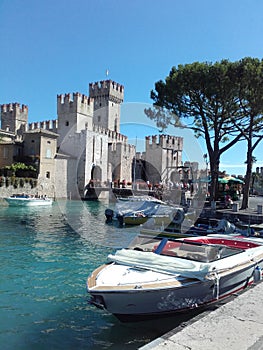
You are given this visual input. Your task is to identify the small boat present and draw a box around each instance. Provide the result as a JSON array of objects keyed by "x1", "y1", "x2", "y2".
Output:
[
  {"x1": 121, "y1": 206, "x2": 185, "y2": 226},
  {"x1": 140, "y1": 218, "x2": 238, "y2": 238},
  {"x1": 105, "y1": 196, "x2": 185, "y2": 226},
  {"x1": 121, "y1": 211, "x2": 148, "y2": 225},
  {"x1": 234, "y1": 220, "x2": 263, "y2": 233},
  {"x1": 87, "y1": 234, "x2": 263, "y2": 321},
  {"x1": 4, "y1": 194, "x2": 53, "y2": 206}
]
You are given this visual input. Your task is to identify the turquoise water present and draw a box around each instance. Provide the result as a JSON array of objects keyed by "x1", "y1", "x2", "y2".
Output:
[{"x1": 0, "y1": 200, "x2": 197, "y2": 349}]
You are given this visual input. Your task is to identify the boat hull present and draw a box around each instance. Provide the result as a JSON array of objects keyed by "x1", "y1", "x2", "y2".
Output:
[
  {"x1": 88, "y1": 235, "x2": 263, "y2": 321},
  {"x1": 4, "y1": 197, "x2": 53, "y2": 206},
  {"x1": 88, "y1": 261, "x2": 257, "y2": 321},
  {"x1": 124, "y1": 216, "x2": 148, "y2": 225}
]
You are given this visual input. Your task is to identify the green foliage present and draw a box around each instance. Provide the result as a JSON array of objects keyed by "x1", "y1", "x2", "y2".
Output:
[
  {"x1": 4, "y1": 162, "x2": 36, "y2": 173},
  {"x1": 147, "y1": 59, "x2": 262, "y2": 142},
  {"x1": 147, "y1": 58, "x2": 263, "y2": 201}
]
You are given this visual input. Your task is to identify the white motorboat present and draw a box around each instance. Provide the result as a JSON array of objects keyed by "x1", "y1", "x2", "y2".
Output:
[
  {"x1": 4, "y1": 194, "x2": 53, "y2": 206},
  {"x1": 87, "y1": 234, "x2": 263, "y2": 321}
]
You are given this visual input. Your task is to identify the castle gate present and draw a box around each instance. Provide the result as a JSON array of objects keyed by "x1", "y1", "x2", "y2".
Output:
[{"x1": 91, "y1": 165, "x2": 102, "y2": 185}]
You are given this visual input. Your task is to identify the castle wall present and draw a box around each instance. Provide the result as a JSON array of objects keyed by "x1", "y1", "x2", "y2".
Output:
[
  {"x1": 0, "y1": 143, "x2": 15, "y2": 168},
  {"x1": 57, "y1": 92, "x2": 94, "y2": 147},
  {"x1": 145, "y1": 134, "x2": 183, "y2": 185},
  {"x1": 108, "y1": 142, "x2": 135, "y2": 182},
  {"x1": 85, "y1": 130, "x2": 108, "y2": 185},
  {"x1": 1, "y1": 103, "x2": 28, "y2": 134},
  {"x1": 23, "y1": 130, "x2": 58, "y2": 197},
  {"x1": 92, "y1": 124, "x2": 127, "y2": 142},
  {"x1": 54, "y1": 156, "x2": 68, "y2": 198},
  {"x1": 1, "y1": 80, "x2": 188, "y2": 199},
  {"x1": 28, "y1": 119, "x2": 58, "y2": 133},
  {"x1": 54, "y1": 155, "x2": 78, "y2": 199}
]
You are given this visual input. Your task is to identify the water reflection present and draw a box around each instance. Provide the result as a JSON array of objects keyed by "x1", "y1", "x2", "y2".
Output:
[
  {"x1": 0, "y1": 199, "x2": 207, "y2": 350},
  {"x1": 56, "y1": 199, "x2": 140, "y2": 248}
]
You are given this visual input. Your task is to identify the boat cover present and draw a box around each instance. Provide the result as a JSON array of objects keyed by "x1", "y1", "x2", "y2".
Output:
[
  {"x1": 107, "y1": 246, "x2": 263, "y2": 281},
  {"x1": 108, "y1": 249, "x2": 211, "y2": 281}
]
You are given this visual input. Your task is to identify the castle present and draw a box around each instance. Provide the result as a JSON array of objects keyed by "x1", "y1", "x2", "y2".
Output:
[{"x1": 0, "y1": 80, "x2": 185, "y2": 199}]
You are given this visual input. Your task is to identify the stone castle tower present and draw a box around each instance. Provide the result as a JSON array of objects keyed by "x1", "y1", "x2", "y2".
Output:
[
  {"x1": 89, "y1": 80, "x2": 124, "y2": 133},
  {"x1": 54, "y1": 80, "x2": 133, "y2": 198},
  {"x1": 1, "y1": 103, "x2": 28, "y2": 135},
  {"x1": 0, "y1": 80, "x2": 146, "y2": 199},
  {"x1": 56, "y1": 92, "x2": 94, "y2": 147},
  {"x1": 144, "y1": 134, "x2": 183, "y2": 185}
]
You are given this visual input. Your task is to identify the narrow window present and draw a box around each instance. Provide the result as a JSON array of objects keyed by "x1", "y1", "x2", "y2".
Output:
[
  {"x1": 46, "y1": 149, "x2": 51, "y2": 158},
  {"x1": 3, "y1": 147, "x2": 8, "y2": 159}
]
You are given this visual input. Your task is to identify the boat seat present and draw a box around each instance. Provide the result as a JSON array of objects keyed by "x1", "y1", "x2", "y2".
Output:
[
  {"x1": 179, "y1": 244, "x2": 206, "y2": 254},
  {"x1": 179, "y1": 244, "x2": 219, "y2": 262}
]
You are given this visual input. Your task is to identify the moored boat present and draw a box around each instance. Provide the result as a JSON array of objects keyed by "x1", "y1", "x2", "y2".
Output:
[
  {"x1": 140, "y1": 218, "x2": 239, "y2": 239},
  {"x1": 87, "y1": 234, "x2": 263, "y2": 321},
  {"x1": 105, "y1": 196, "x2": 185, "y2": 227},
  {"x1": 4, "y1": 194, "x2": 53, "y2": 206}
]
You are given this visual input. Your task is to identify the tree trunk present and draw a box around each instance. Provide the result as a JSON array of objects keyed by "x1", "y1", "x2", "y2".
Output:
[
  {"x1": 241, "y1": 175, "x2": 250, "y2": 210},
  {"x1": 241, "y1": 142, "x2": 253, "y2": 210},
  {"x1": 209, "y1": 155, "x2": 220, "y2": 202}
]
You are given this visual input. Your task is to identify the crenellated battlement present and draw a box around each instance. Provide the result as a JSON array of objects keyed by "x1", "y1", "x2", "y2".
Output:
[
  {"x1": 57, "y1": 92, "x2": 93, "y2": 106},
  {"x1": 146, "y1": 134, "x2": 183, "y2": 151},
  {"x1": 92, "y1": 124, "x2": 127, "y2": 143},
  {"x1": 1, "y1": 103, "x2": 28, "y2": 113},
  {"x1": 57, "y1": 92, "x2": 94, "y2": 116},
  {"x1": 1, "y1": 102, "x2": 28, "y2": 133},
  {"x1": 110, "y1": 142, "x2": 136, "y2": 154},
  {"x1": 89, "y1": 80, "x2": 124, "y2": 94},
  {"x1": 28, "y1": 119, "x2": 58, "y2": 132},
  {"x1": 89, "y1": 80, "x2": 124, "y2": 104}
]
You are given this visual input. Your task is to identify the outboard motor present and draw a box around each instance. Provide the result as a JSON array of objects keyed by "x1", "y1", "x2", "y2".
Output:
[{"x1": 105, "y1": 209, "x2": 114, "y2": 223}]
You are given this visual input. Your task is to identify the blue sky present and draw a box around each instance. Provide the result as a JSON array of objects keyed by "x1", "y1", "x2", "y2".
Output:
[{"x1": 1, "y1": 0, "x2": 263, "y2": 175}]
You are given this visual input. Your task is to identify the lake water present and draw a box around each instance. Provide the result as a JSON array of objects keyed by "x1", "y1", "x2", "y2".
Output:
[{"x1": 0, "y1": 199, "x2": 201, "y2": 350}]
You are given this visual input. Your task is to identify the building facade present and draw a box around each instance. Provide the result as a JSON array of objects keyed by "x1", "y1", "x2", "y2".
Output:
[
  {"x1": 134, "y1": 134, "x2": 184, "y2": 186},
  {"x1": 0, "y1": 79, "x2": 190, "y2": 199},
  {"x1": 0, "y1": 80, "x2": 136, "y2": 199}
]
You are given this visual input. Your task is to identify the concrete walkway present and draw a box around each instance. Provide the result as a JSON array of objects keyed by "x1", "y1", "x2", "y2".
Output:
[
  {"x1": 140, "y1": 281, "x2": 263, "y2": 350},
  {"x1": 139, "y1": 197, "x2": 263, "y2": 350}
]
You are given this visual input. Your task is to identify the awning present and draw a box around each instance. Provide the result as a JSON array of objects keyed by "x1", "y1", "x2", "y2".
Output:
[{"x1": 218, "y1": 176, "x2": 244, "y2": 184}]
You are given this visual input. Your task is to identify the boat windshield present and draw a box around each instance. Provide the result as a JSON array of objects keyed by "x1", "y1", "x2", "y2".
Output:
[{"x1": 128, "y1": 234, "x2": 244, "y2": 263}]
